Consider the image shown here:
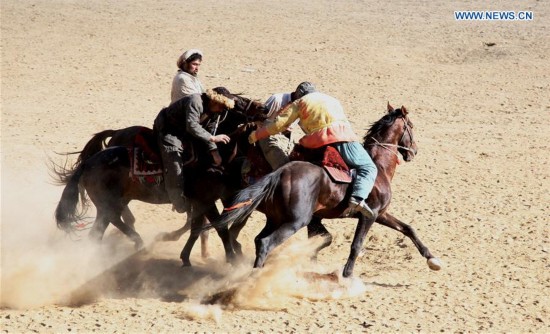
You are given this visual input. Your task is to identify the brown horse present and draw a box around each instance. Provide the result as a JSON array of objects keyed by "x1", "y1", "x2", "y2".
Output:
[
  {"x1": 208, "y1": 104, "x2": 441, "y2": 277},
  {"x1": 53, "y1": 89, "x2": 266, "y2": 265},
  {"x1": 62, "y1": 91, "x2": 266, "y2": 258}
]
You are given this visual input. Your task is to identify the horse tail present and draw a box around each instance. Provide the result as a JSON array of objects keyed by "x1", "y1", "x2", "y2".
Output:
[
  {"x1": 54, "y1": 161, "x2": 87, "y2": 232},
  {"x1": 207, "y1": 168, "x2": 284, "y2": 231},
  {"x1": 53, "y1": 130, "x2": 117, "y2": 185},
  {"x1": 75, "y1": 129, "x2": 117, "y2": 166}
]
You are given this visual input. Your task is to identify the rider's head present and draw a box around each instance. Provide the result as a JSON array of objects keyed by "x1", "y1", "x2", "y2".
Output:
[
  {"x1": 204, "y1": 88, "x2": 235, "y2": 113},
  {"x1": 291, "y1": 81, "x2": 316, "y2": 101},
  {"x1": 177, "y1": 49, "x2": 203, "y2": 76}
]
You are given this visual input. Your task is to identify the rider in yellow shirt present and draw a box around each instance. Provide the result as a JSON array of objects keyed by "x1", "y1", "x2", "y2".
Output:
[{"x1": 249, "y1": 88, "x2": 377, "y2": 219}]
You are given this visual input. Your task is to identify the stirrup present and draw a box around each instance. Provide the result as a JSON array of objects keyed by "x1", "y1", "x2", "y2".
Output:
[{"x1": 347, "y1": 199, "x2": 374, "y2": 219}]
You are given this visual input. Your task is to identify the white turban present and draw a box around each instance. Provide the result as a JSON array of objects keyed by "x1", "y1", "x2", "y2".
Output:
[
  {"x1": 177, "y1": 49, "x2": 204, "y2": 70},
  {"x1": 182, "y1": 49, "x2": 203, "y2": 61}
]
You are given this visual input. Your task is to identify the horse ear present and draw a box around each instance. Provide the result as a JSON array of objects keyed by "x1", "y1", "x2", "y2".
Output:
[
  {"x1": 387, "y1": 102, "x2": 394, "y2": 113},
  {"x1": 401, "y1": 106, "x2": 408, "y2": 115}
]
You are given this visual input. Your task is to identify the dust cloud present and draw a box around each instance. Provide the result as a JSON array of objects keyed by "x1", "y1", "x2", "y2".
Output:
[
  {"x1": 1, "y1": 166, "x2": 135, "y2": 308},
  {"x1": 1, "y1": 165, "x2": 369, "y2": 315},
  {"x1": 182, "y1": 237, "x2": 370, "y2": 311}
]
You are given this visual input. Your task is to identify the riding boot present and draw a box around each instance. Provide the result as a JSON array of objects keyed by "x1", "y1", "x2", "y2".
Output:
[
  {"x1": 162, "y1": 150, "x2": 189, "y2": 213},
  {"x1": 348, "y1": 197, "x2": 375, "y2": 220}
]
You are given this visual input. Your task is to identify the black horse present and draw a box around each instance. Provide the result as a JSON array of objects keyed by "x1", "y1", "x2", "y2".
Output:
[
  {"x1": 209, "y1": 104, "x2": 441, "y2": 277},
  {"x1": 53, "y1": 89, "x2": 266, "y2": 265}
]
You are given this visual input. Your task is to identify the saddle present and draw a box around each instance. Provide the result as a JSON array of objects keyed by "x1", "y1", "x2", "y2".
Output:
[
  {"x1": 128, "y1": 127, "x2": 196, "y2": 184},
  {"x1": 242, "y1": 143, "x2": 353, "y2": 185},
  {"x1": 289, "y1": 144, "x2": 353, "y2": 183}
]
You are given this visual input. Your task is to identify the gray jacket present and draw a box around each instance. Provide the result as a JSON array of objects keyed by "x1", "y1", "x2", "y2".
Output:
[{"x1": 153, "y1": 93, "x2": 217, "y2": 151}]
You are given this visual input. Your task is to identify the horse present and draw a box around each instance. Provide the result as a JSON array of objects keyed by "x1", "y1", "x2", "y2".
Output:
[
  {"x1": 208, "y1": 104, "x2": 442, "y2": 277},
  {"x1": 53, "y1": 89, "x2": 267, "y2": 264},
  {"x1": 60, "y1": 90, "x2": 266, "y2": 258}
]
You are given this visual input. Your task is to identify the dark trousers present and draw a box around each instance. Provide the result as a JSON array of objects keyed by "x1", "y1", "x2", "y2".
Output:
[{"x1": 157, "y1": 130, "x2": 188, "y2": 212}]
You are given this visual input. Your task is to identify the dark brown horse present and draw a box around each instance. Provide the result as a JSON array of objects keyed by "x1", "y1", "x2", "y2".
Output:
[
  {"x1": 209, "y1": 104, "x2": 441, "y2": 277},
  {"x1": 60, "y1": 91, "x2": 266, "y2": 258},
  {"x1": 53, "y1": 90, "x2": 266, "y2": 265}
]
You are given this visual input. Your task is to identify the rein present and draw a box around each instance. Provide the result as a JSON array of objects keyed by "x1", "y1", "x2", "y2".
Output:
[
  {"x1": 206, "y1": 96, "x2": 263, "y2": 139},
  {"x1": 245, "y1": 99, "x2": 253, "y2": 113},
  {"x1": 206, "y1": 96, "x2": 254, "y2": 135},
  {"x1": 211, "y1": 110, "x2": 229, "y2": 135},
  {"x1": 232, "y1": 98, "x2": 257, "y2": 121},
  {"x1": 369, "y1": 137, "x2": 413, "y2": 153},
  {"x1": 368, "y1": 138, "x2": 409, "y2": 163}
]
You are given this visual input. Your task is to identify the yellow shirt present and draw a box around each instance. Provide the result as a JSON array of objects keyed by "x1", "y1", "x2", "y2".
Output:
[{"x1": 255, "y1": 92, "x2": 358, "y2": 148}]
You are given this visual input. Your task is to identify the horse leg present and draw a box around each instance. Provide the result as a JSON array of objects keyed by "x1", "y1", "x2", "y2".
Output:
[
  {"x1": 109, "y1": 213, "x2": 144, "y2": 250},
  {"x1": 376, "y1": 212, "x2": 441, "y2": 270},
  {"x1": 155, "y1": 215, "x2": 192, "y2": 242},
  {"x1": 121, "y1": 205, "x2": 136, "y2": 229},
  {"x1": 154, "y1": 212, "x2": 211, "y2": 259},
  {"x1": 89, "y1": 210, "x2": 110, "y2": 242},
  {"x1": 307, "y1": 216, "x2": 333, "y2": 260},
  {"x1": 343, "y1": 215, "x2": 375, "y2": 278},
  {"x1": 179, "y1": 214, "x2": 202, "y2": 267},
  {"x1": 228, "y1": 216, "x2": 250, "y2": 256},
  {"x1": 204, "y1": 205, "x2": 236, "y2": 264},
  {"x1": 253, "y1": 221, "x2": 277, "y2": 268},
  {"x1": 199, "y1": 215, "x2": 210, "y2": 259},
  {"x1": 254, "y1": 218, "x2": 308, "y2": 268}
]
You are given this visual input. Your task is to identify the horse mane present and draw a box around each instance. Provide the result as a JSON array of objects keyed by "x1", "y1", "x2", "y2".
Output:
[
  {"x1": 363, "y1": 108, "x2": 404, "y2": 145},
  {"x1": 233, "y1": 93, "x2": 262, "y2": 104},
  {"x1": 213, "y1": 87, "x2": 247, "y2": 104},
  {"x1": 234, "y1": 93, "x2": 263, "y2": 107}
]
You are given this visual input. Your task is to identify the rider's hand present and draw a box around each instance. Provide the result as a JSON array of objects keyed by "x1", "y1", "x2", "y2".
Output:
[
  {"x1": 210, "y1": 134, "x2": 230, "y2": 144},
  {"x1": 210, "y1": 150, "x2": 222, "y2": 166},
  {"x1": 248, "y1": 131, "x2": 258, "y2": 144}
]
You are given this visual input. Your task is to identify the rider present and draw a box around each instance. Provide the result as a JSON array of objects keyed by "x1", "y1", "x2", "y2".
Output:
[
  {"x1": 248, "y1": 87, "x2": 378, "y2": 219},
  {"x1": 154, "y1": 88, "x2": 234, "y2": 213},
  {"x1": 171, "y1": 49, "x2": 205, "y2": 104},
  {"x1": 258, "y1": 82, "x2": 316, "y2": 170}
]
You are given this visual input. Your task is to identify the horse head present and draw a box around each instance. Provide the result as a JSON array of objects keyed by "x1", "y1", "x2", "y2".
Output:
[
  {"x1": 213, "y1": 87, "x2": 268, "y2": 123},
  {"x1": 364, "y1": 103, "x2": 418, "y2": 164},
  {"x1": 387, "y1": 103, "x2": 417, "y2": 162},
  {"x1": 235, "y1": 98, "x2": 268, "y2": 122}
]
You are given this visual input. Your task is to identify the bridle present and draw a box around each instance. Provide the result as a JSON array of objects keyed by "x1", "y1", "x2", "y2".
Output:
[
  {"x1": 229, "y1": 98, "x2": 260, "y2": 121},
  {"x1": 208, "y1": 97, "x2": 262, "y2": 135},
  {"x1": 369, "y1": 115, "x2": 415, "y2": 157},
  {"x1": 399, "y1": 116, "x2": 415, "y2": 151},
  {"x1": 244, "y1": 99, "x2": 254, "y2": 114}
]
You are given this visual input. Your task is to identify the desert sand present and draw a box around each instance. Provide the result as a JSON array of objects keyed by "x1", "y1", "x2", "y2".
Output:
[{"x1": 1, "y1": 0, "x2": 549, "y2": 332}]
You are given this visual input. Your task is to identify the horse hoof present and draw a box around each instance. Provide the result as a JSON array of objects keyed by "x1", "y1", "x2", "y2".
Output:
[
  {"x1": 427, "y1": 257, "x2": 442, "y2": 271},
  {"x1": 342, "y1": 265, "x2": 354, "y2": 278},
  {"x1": 134, "y1": 239, "x2": 145, "y2": 251}
]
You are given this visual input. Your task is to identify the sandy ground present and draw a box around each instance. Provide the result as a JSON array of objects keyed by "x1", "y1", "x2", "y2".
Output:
[{"x1": 1, "y1": 0, "x2": 549, "y2": 332}]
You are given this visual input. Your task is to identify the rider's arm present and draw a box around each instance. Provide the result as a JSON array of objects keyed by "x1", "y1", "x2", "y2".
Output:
[
  {"x1": 255, "y1": 101, "x2": 300, "y2": 141},
  {"x1": 186, "y1": 96, "x2": 218, "y2": 151}
]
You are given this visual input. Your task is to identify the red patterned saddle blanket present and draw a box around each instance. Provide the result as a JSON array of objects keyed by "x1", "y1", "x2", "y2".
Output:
[
  {"x1": 289, "y1": 144, "x2": 353, "y2": 183},
  {"x1": 130, "y1": 128, "x2": 163, "y2": 184}
]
